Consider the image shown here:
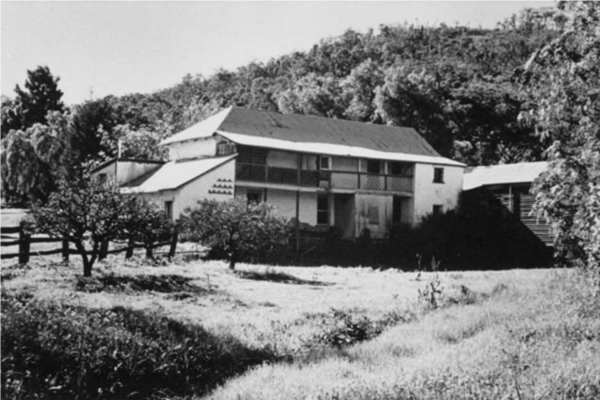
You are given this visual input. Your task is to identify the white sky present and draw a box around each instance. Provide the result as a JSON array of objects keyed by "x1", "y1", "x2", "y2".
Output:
[{"x1": 1, "y1": 1, "x2": 554, "y2": 106}]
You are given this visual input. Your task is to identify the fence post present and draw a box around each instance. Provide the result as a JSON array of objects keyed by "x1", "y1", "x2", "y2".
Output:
[
  {"x1": 62, "y1": 238, "x2": 70, "y2": 263},
  {"x1": 168, "y1": 229, "x2": 179, "y2": 260},
  {"x1": 18, "y1": 223, "x2": 30, "y2": 265},
  {"x1": 125, "y1": 237, "x2": 134, "y2": 259},
  {"x1": 98, "y1": 240, "x2": 109, "y2": 261}
]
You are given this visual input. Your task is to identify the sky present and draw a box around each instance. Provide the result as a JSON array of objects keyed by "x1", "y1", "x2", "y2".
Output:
[{"x1": 1, "y1": 1, "x2": 555, "y2": 106}]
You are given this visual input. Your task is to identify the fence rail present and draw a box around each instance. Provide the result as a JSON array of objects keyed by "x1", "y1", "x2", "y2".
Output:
[{"x1": 0, "y1": 224, "x2": 180, "y2": 263}]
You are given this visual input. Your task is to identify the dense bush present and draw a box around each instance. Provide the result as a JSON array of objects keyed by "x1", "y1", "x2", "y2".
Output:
[{"x1": 1, "y1": 295, "x2": 275, "y2": 399}]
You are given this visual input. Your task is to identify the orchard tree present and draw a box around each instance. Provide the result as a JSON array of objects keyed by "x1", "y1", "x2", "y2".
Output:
[
  {"x1": 180, "y1": 198, "x2": 291, "y2": 270},
  {"x1": 29, "y1": 174, "x2": 134, "y2": 277},
  {"x1": 122, "y1": 197, "x2": 174, "y2": 259},
  {"x1": 521, "y1": 1, "x2": 600, "y2": 274}
]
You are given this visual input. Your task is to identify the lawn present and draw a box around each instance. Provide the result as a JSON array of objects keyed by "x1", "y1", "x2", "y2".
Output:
[{"x1": 1, "y1": 256, "x2": 599, "y2": 399}]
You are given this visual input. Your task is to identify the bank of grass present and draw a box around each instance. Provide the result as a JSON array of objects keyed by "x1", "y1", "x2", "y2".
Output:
[
  {"x1": 206, "y1": 270, "x2": 600, "y2": 400},
  {"x1": 1, "y1": 257, "x2": 598, "y2": 399}
]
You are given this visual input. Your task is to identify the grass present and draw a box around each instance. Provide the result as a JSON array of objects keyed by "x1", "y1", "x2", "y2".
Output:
[{"x1": 1, "y1": 255, "x2": 598, "y2": 399}]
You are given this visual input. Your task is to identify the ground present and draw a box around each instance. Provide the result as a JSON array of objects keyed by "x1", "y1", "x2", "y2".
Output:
[{"x1": 1, "y1": 256, "x2": 599, "y2": 399}]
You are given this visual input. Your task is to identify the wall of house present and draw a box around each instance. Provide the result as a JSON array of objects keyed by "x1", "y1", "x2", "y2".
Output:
[
  {"x1": 142, "y1": 159, "x2": 235, "y2": 220},
  {"x1": 167, "y1": 137, "x2": 217, "y2": 160},
  {"x1": 412, "y1": 163, "x2": 464, "y2": 223},
  {"x1": 267, "y1": 150, "x2": 297, "y2": 169},
  {"x1": 355, "y1": 194, "x2": 393, "y2": 239},
  {"x1": 332, "y1": 157, "x2": 358, "y2": 172},
  {"x1": 236, "y1": 187, "x2": 318, "y2": 225},
  {"x1": 94, "y1": 161, "x2": 162, "y2": 186}
]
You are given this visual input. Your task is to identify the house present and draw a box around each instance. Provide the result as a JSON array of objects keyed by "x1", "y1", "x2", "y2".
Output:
[
  {"x1": 96, "y1": 107, "x2": 465, "y2": 239},
  {"x1": 462, "y1": 161, "x2": 553, "y2": 246}
]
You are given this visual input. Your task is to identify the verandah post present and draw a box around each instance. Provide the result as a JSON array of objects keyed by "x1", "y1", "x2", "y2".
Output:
[{"x1": 168, "y1": 229, "x2": 178, "y2": 259}]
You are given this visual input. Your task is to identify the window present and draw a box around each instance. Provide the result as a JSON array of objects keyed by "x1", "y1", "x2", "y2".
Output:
[
  {"x1": 433, "y1": 167, "x2": 444, "y2": 183},
  {"x1": 319, "y1": 156, "x2": 331, "y2": 170},
  {"x1": 368, "y1": 206, "x2": 379, "y2": 225},
  {"x1": 165, "y1": 201, "x2": 173, "y2": 220},
  {"x1": 432, "y1": 205, "x2": 443, "y2": 215},
  {"x1": 366, "y1": 160, "x2": 381, "y2": 174},
  {"x1": 317, "y1": 194, "x2": 329, "y2": 225},
  {"x1": 216, "y1": 142, "x2": 236, "y2": 156},
  {"x1": 246, "y1": 189, "x2": 263, "y2": 204},
  {"x1": 98, "y1": 173, "x2": 108, "y2": 185}
]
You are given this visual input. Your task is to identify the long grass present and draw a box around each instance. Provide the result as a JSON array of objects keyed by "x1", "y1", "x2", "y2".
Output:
[{"x1": 2, "y1": 256, "x2": 597, "y2": 399}]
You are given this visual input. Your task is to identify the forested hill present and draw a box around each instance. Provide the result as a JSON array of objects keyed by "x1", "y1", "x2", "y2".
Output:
[{"x1": 115, "y1": 7, "x2": 561, "y2": 166}]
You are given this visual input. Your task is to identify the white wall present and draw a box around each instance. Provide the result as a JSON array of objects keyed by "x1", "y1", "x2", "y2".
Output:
[
  {"x1": 167, "y1": 137, "x2": 217, "y2": 160},
  {"x1": 412, "y1": 163, "x2": 464, "y2": 223},
  {"x1": 142, "y1": 159, "x2": 235, "y2": 220},
  {"x1": 355, "y1": 194, "x2": 393, "y2": 239},
  {"x1": 332, "y1": 157, "x2": 358, "y2": 172}
]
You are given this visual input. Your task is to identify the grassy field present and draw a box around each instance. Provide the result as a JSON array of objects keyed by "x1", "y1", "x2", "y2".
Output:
[{"x1": 1, "y1": 255, "x2": 599, "y2": 399}]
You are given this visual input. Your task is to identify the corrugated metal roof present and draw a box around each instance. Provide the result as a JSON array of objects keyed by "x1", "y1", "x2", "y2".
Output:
[
  {"x1": 121, "y1": 155, "x2": 235, "y2": 193},
  {"x1": 217, "y1": 131, "x2": 464, "y2": 167},
  {"x1": 463, "y1": 161, "x2": 548, "y2": 191},
  {"x1": 161, "y1": 107, "x2": 444, "y2": 159}
]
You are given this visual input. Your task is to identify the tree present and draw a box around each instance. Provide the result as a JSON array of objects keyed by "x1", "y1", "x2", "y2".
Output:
[
  {"x1": 180, "y1": 198, "x2": 291, "y2": 270},
  {"x1": 1, "y1": 66, "x2": 65, "y2": 138},
  {"x1": 521, "y1": 1, "x2": 600, "y2": 275},
  {"x1": 28, "y1": 174, "x2": 134, "y2": 277},
  {"x1": 122, "y1": 197, "x2": 174, "y2": 259}
]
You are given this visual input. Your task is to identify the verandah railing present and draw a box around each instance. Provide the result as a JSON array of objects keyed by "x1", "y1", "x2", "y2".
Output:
[{"x1": 236, "y1": 162, "x2": 413, "y2": 193}]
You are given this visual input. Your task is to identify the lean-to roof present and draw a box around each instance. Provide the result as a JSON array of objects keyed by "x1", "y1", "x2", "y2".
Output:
[
  {"x1": 463, "y1": 161, "x2": 548, "y2": 191},
  {"x1": 121, "y1": 155, "x2": 235, "y2": 193}
]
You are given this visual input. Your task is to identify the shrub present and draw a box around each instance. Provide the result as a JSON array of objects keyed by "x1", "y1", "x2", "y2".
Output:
[{"x1": 1, "y1": 295, "x2": 274, "y2": 399}]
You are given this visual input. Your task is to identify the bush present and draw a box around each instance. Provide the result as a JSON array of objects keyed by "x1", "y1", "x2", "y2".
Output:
[{"x1": 1, "y1": 295, "x2": 275, "y2": 399}]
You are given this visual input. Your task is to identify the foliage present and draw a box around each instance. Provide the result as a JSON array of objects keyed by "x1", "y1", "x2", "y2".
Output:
[
  {"x1": 28, "y1": 174, "x2": 134, "y2": 277},
  {"x1": 1, "y1": 295, "x2": 274, "y2": 399},
  {"x1": 1, "y1": 66, "x2": 65, "y2": 139},
  {"x1": 180, "y1": 198, "x2": 291, "y2": 270},
  {"x1": 521, "y1": 1, "x2": 600, "y2": 277}
]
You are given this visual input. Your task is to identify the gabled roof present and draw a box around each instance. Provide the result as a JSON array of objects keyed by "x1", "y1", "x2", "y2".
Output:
[
  {"x1": 463, "y1": 161, "x2": 548, "y2": 191},
  {"x1": 160, "y1": 107, "x2": 448, "y2": 160},
  {"x1": 121, "y1": 155, "x2": 235, "y2": 193}
]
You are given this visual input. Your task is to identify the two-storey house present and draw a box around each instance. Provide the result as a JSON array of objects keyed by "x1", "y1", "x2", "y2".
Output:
[{"x1": 94, "y1": 107, "x2": 465, "y2": 239}]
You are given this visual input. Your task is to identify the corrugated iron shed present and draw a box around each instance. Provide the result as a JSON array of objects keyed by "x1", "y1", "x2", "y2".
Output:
[
  {"x1": 161, "y1": 107, "x2": 443, "y2": 159},
  {"x1": 121, "y1": 155, "x2": 235, "y2": 193},
  {"x1": 463, "y1": 161, "x2": 548, "y2": 191}
]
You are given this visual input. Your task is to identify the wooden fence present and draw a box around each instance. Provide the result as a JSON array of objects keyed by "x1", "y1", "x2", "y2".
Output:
[{"x1": 1, "y1": 223, "x2": 180, "y2": 264}]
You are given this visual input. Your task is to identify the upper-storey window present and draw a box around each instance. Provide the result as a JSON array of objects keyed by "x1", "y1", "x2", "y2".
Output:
[
  {"x1": 216, "y1": 142, "x2": 236, "y2": 156},
  {"x1": 433, "y1": 167, "x2": 444, "y2": 184},
  {"x1": 318, "y1": 156, "x2": 331, "y2": 170}
]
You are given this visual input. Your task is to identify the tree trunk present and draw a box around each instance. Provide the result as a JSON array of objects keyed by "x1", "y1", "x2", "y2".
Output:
[
  {"x1": 145, "y1": 245, "x2": 153, "y2": 260},
  {"x1": 228, "y1": 255, "x2": 236, "y2": 270}
]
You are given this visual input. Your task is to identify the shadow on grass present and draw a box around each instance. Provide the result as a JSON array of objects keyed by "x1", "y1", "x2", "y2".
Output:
[
  {"x1": 1, "y1": 294, "x2": 277, "y2": 399},
  {"x1": 234, "y1": 270, "x2": 333, "y2": 286},
  {"x1": 75, "y1": 273, "x2": 215, "y2": 295}
]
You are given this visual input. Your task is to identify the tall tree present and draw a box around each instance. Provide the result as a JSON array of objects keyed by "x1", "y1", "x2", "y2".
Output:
[
  {"x1": 1, "y1": 66, "x2": 65, "y2": 138},
  {"x1": 522, "y1": 1, "x2": 600, "y2": 275}
]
